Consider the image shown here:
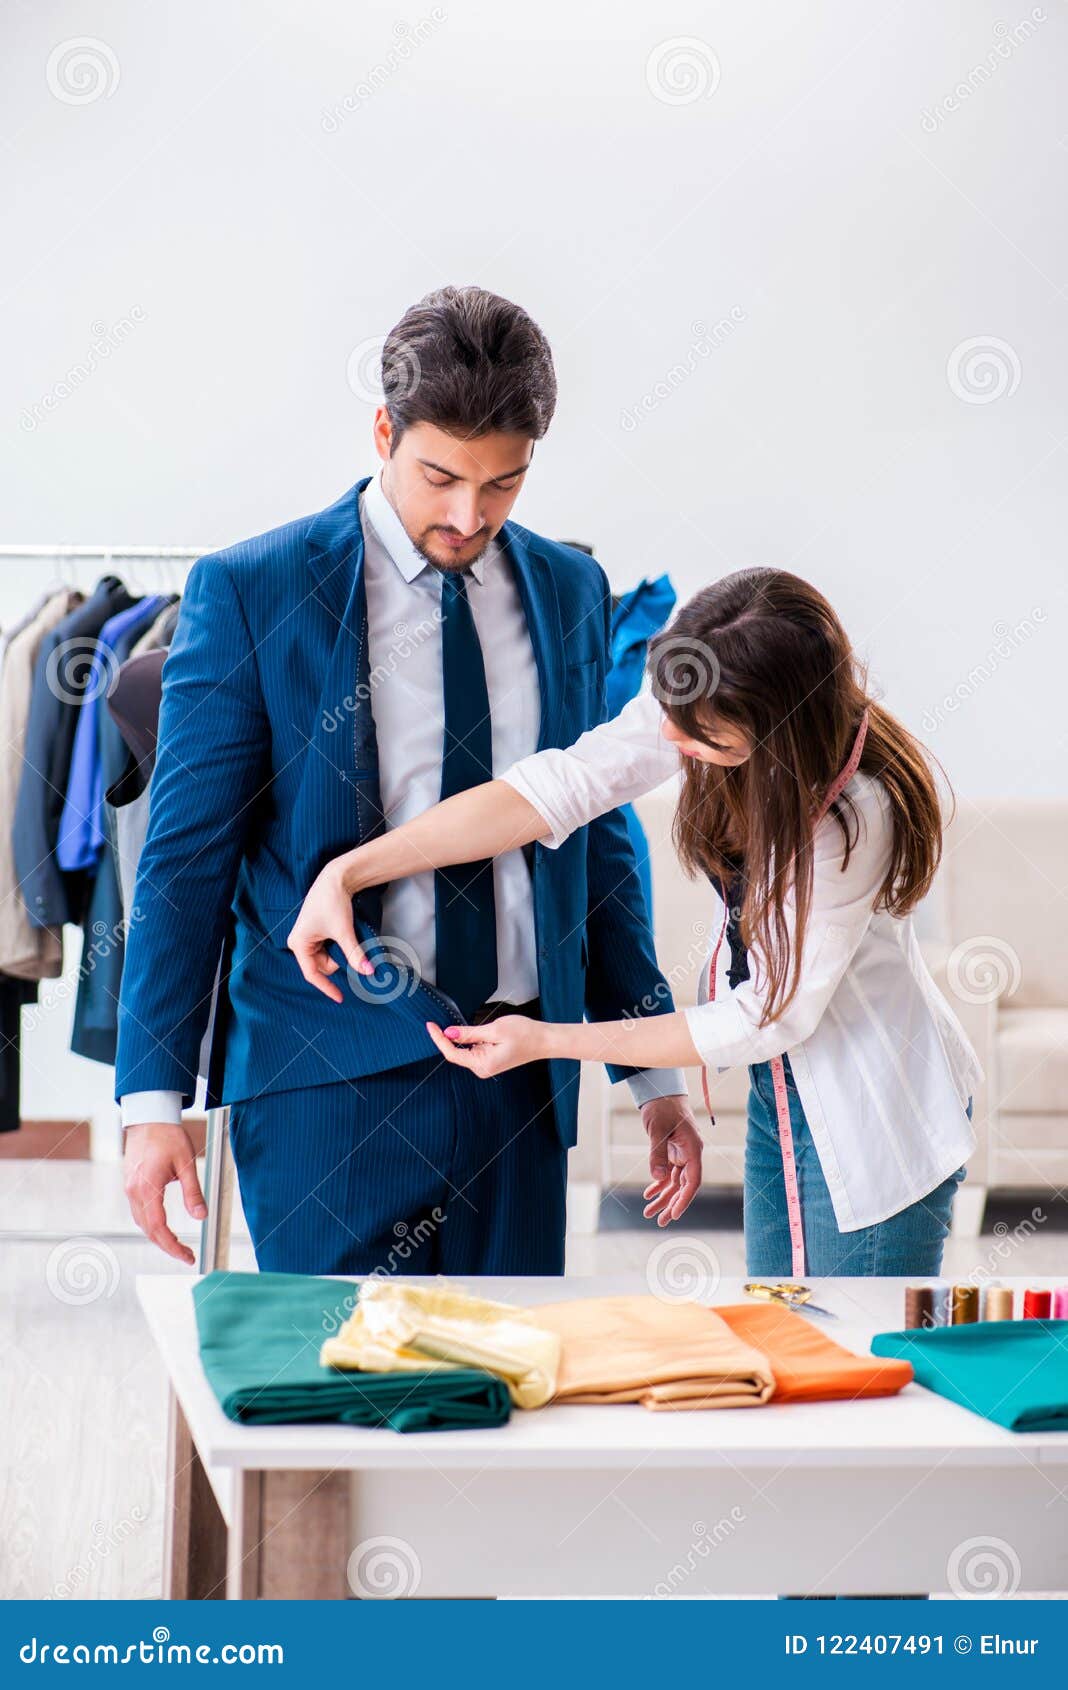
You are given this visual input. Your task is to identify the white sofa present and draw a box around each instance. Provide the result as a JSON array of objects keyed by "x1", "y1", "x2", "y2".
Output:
[{"x1": 572, "y1": 790, "x2": 1068, "y2": 1236}]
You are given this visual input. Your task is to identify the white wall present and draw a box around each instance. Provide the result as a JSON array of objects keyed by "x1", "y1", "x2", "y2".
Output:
[{"x1": 2, "y1": 0, "x2": 1065, "y2": 1129}]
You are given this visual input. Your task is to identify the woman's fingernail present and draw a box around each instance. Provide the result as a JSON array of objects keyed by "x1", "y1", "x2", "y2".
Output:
[{"x1": 358, "y1": 959, "x2": 373, "y2": 975}]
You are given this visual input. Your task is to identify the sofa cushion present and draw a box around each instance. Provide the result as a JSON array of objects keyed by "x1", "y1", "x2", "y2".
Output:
[{"x1": 996, "y1": 1007, "x2": 1068, "y2": 1113}]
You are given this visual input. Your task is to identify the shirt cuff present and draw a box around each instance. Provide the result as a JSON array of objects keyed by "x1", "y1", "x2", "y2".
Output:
[
  {"x1": 624, "y1": 1068, "x2": 689, "y2": 1107},
  {"x1": 499, "y1": 764, "x2": 574, "y2": 849},
  {"x1": 121, "y1": 1090, "x2": 183, "y2": 1129}
]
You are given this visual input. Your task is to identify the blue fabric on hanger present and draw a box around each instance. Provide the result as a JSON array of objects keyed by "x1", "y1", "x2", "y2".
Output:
[
  {"x1": 606, "y1": 574, "x2": 677, "y2": 921},
  {"x1": 56, "y1": 596, "x2": 166, "y2": 873}
]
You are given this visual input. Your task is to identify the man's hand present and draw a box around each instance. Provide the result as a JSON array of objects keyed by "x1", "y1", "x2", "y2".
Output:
[
  {"x1": 123, "y1": 1123, "x2": 207, "y2": 1265},
  {"x1": 287, "y1": 854, "x2": 374, "y2": 1001},
  {"x1": 640, "y1": 1096, "x2": 703, "y2": 1226}
]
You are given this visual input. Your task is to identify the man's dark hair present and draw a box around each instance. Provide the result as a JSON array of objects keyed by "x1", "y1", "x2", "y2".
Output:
[{"x1": 381, "y1": 285, "x2": 557, "y2": 446}]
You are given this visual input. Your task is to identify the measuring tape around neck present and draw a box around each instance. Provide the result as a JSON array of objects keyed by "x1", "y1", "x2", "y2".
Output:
[{"x1": 699, "y1": 710, "x2": 870, "y2": 1277}]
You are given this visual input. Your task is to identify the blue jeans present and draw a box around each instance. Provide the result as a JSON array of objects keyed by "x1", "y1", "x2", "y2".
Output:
[{"x1": 744, "y1": 1056, "x2": 970, "y2": 1277}]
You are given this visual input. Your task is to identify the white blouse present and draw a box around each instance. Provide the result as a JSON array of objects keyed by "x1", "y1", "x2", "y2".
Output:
[{"x1": 502, "y1": 691, "x2": 982, "y2": 1232}]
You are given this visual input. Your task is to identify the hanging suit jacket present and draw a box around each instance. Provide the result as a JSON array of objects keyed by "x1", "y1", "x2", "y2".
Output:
[
  {"x1": 0, "y1": 587, "x2": 82, "y2": 978},
  {"x1": 114, "y1": 478, "x2": 679, "y2": 1147},
  {"x1": 13, "y1": 576, "x2": 136, "y2": 929}
]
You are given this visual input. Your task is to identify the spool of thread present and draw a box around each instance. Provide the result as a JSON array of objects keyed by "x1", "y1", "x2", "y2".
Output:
[
  {"x1": 929, "y1": 1281, "x2": 951, "y2": 1326},
  {"x1": 982, "y1": 1285, "x2": 1015, "y2": 1321},
  {"x1": 904, "y1": 1285, "x2": 936, "y2": 1328},
  {"x1": 1023, "y1": 1288, "x2": 1052, "y2": 1320},
  {"x1": 951, "y1": 1284, "x2": 980, "y2": 1324},
  {"x1": 1052, "y1": 1287, "x2": 1068, "y2": 1320}
]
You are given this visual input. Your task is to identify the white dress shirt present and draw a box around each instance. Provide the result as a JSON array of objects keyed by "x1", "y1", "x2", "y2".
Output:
[
  {"x1": 502, "y1": 690, "x2": 984, "y2": 1231},
  {"x1": 121, "y1": 478, "x2": 684, "y2": 1128}
]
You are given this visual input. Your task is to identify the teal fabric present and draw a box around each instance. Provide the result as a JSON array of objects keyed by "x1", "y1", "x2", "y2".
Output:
[
  {"x1": 871, "y1": 1319, "x2": 1068, "y2": 1433},
  {"x1": 192, "y1": 1270, "x2": 512, "y2": 1433}
]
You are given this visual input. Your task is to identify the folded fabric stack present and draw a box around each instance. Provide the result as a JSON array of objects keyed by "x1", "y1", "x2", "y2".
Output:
[
  {"x1": 871, "y1": 1318, "x2": 1068, "y2": 1432},
  {"x1": 193, "y1": 1273, "x2": 916, "y2": 1435},
  {"x1": 321, "y1": 1278, "x2": 561, "y2": 1408},
  {"x1": 193, "y1": 1271, "x2": 512, "y2": 1433},
  {"x1": 528, "y1": 1295, "x2": 912, "y2": 1410},
  {"x1": 529, "y1": 1295, "x2": 776, "y2": 1409}
]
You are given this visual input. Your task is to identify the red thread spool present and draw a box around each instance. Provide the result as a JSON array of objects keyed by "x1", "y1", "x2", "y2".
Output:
[{"x1": 1022, "y1": 1288, "x2": 1052, "y2": 1319}]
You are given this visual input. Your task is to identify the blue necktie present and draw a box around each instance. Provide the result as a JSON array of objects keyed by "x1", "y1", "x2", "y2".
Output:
[{"x1": 434, "y1": 570, "x2": 498, "y2": 1018}]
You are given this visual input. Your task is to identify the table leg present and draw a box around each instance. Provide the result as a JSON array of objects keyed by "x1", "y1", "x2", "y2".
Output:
[
  {"x1": 164, "y1": 1386, "x2": 228, "y2": 1599},
  {"x1": 227, "y1": 1468, "x2": 350, "y2": 1599}
]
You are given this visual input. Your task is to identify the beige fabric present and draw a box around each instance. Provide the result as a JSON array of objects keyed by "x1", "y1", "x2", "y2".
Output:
[
  {"x1": 128, "y1": 600, "x2": 177, "y2": 659},
  {"x1": 997, "y1": 1008, "x2": 1068, "y2": 1112},
  {"x1": 529, "y1": 1295, "x2": 775, "y2": 1410},
  {"x1": 0, "y1": 590, "x2": 82, "y2": 978},
  {"x1": 320, "y1": 1279, "x2": 560, "y2": 1409}
]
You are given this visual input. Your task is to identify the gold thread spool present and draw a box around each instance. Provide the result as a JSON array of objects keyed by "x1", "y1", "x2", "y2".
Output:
[
  {"x1": 951, "y1": 1284, "x2": 980, "y2": 1324},
  {"x1": 983, "y1": 1286, "x2": 1014, "y2": 1321}
]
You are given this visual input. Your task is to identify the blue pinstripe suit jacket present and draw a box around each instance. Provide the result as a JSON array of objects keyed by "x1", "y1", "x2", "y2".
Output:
[{"x1": 114, "y1": 477, "x2": 678, "y2": 1147}]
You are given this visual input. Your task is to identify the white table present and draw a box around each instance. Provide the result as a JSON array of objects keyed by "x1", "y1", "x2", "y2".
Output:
[{"x1": 136, "y1": 1273, "x2": 1068, "y2": 1599}]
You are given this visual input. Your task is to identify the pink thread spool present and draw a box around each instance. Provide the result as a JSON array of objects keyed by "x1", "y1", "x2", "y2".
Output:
[{"x1": 1052, "y1": 1287, "x2": 1068, "y2": 1320}]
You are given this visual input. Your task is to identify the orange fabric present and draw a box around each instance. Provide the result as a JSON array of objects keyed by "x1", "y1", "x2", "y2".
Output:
[{"x1": 715, "y1": 1302, "x2": 913, "y2": 1402}]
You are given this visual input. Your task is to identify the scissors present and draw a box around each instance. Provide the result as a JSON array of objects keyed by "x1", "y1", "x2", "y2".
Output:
[{"x1": 744, "y1": 1280, "x2": 838, "y2": 1319}]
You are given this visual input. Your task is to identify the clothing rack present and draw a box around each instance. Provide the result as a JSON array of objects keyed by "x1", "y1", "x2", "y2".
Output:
[{"x1": 2, "y1": 548, "x2": 233, "y2": 1272}]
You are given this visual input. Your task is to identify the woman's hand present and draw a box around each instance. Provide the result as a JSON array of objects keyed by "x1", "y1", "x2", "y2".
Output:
[
  {"x1": 287, "y1": 854, "x2": 374, "y2": 1001},
  {"x1": 425, "y1": 1015, "x2": 546, "y2": 1077}
]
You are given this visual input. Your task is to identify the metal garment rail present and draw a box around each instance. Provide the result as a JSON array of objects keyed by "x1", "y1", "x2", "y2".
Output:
[{"x1": 2, "y1": 544, "x2": 234, "y2": 1271}]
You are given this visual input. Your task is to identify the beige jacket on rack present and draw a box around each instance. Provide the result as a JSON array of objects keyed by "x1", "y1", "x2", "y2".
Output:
[{"x1": 0, "y1": 588, "x2": 82, "y2": 978}]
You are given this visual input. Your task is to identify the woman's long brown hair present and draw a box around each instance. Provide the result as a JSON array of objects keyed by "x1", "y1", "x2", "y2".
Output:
[{"x1": 647, "y1": 568, "x2": 949, "y2": 1027}]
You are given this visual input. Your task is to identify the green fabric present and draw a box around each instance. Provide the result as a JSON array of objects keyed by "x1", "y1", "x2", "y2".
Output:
[
  {"x1": 871, "y1": 1319, "x2": 1068, "y2": 1433},
  {"x1": 192, "y1": 1270, "x2": 512, "y2": 1433}
]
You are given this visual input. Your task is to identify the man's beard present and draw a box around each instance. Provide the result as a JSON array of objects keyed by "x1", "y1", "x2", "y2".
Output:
[{"x1": 412, "y1": 526, "x2": 494, "y2": 573}]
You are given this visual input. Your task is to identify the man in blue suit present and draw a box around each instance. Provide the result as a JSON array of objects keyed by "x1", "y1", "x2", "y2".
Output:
[{"x1": 119, "y1": 285, "x2": 701, "y2": 1275}]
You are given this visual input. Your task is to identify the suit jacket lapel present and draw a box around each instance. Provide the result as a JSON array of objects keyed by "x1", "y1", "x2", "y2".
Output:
[
  {"x1": 500, "y1": 524, "x2": 566, "y2": 752},
  {"x1": 301, "y1": 479, "x2": 385, "y2": 915}
]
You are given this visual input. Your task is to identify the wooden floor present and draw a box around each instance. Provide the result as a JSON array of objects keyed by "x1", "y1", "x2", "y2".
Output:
[{"x1": 2, "y1": 1158, "x2": 1066, "y2": 1600}]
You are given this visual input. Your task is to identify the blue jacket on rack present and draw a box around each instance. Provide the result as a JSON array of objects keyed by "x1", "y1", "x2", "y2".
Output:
[
  {"x1": 607, "y1": 573, "x2": 677, "y2": 922},
  {"x1": 114, "y1": 479, "x2": 680, "y2": 1148}
]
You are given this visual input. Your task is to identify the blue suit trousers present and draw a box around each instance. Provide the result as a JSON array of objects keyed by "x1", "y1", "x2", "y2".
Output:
[{"x1": 227, "y1": 1054, "x2": 567, "y2": 1276}]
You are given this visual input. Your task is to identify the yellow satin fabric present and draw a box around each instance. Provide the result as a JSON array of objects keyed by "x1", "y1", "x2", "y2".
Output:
[{"x1": 320, "y1": 1279, "x2": 560, "y2": 1410}]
